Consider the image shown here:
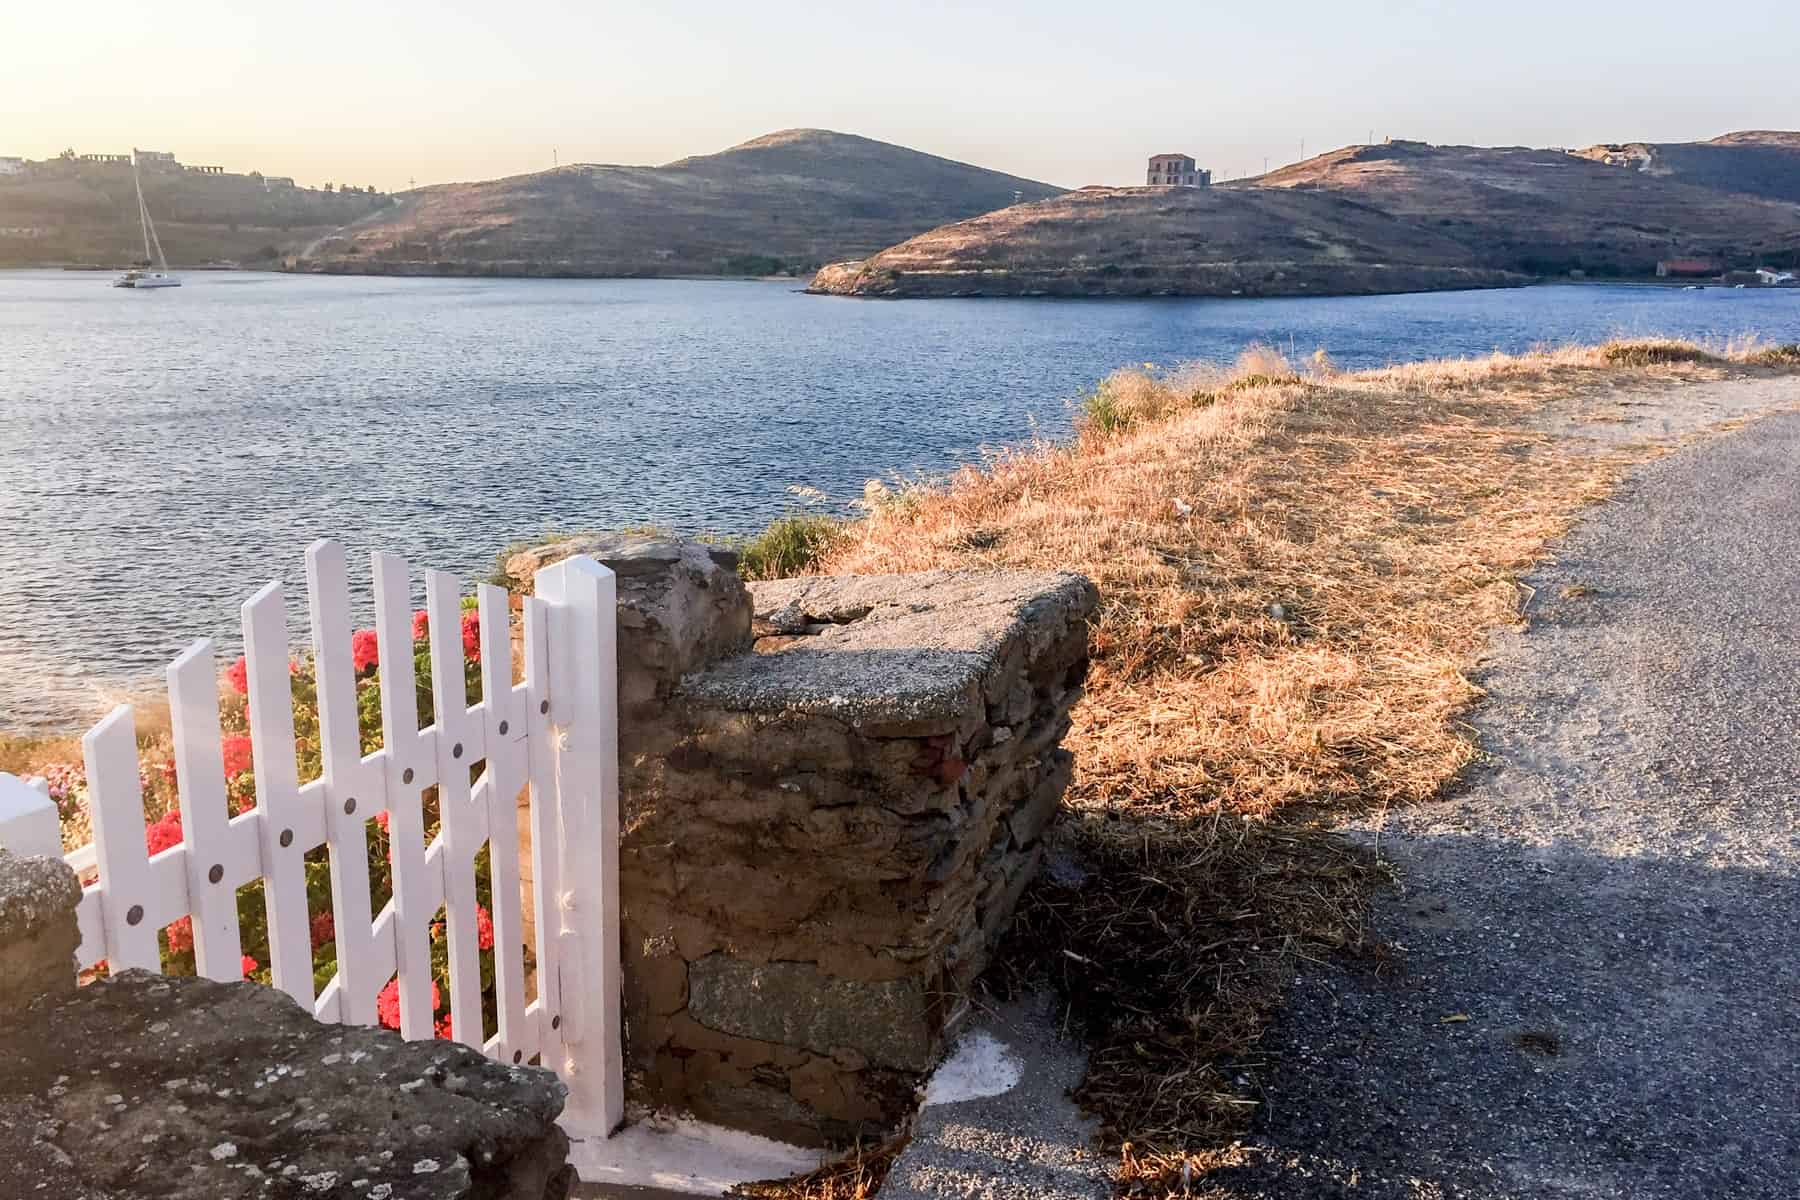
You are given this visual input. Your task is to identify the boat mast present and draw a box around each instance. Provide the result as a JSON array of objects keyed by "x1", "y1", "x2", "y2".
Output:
[
  {"x1": 132, "y1": 154, "x2": 153, "y2": 267},
  {"x1": 132, "y1": 152, "x2": 170, "y2": 271}
]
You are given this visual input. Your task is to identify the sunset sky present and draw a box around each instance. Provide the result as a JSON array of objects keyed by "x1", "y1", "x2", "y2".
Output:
[{"x1": 5, "y1": 0, "x2": 1797, "y2": 192}]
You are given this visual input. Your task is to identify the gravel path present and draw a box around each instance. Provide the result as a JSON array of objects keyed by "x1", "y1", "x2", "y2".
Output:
[{"x1": 1212, "y1": 391, "x2": 1800, "y2": 1198}]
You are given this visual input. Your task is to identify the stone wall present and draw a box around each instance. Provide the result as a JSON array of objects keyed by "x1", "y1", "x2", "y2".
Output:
[{"x1": 505, "y1": 536, "x2": 1097, "y2": 1145}]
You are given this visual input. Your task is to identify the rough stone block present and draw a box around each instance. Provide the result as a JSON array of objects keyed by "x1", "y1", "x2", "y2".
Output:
[
  {"x1": 0, "y1": 849, "x2": 82, "y2": 1019},
  {"x1": 686, "y1": 955, "x2": 936, "y2": 1072}
]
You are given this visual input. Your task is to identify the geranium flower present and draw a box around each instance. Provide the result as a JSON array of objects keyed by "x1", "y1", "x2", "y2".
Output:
[
  {"x1": 412, "y1": 609, "x2": 430, "y2": 640},
  {"x1": 145, "y1": 813, "x2": 183, "y2": 855},
  {"x1": 241, "y1": 955, "x2": 259, "y2": 977},
  {"x1": 166, "y1": 915, "x2": 194, "y2": 954},
  {"x1": 376, "y1": 977, "x2": 440, "y2": 1031},
  {"x1": 460, "y1": 610, "x2": 481, "y2": 662},
  {"x1": 475, "y1": 904, "x2": 495, "y2": 951},
  {"x1": 310, "y1": 910, "x2": 335, "y2": 950},
  {"x1": 220, "y1": 734, "x2": 254, "y2": 780},
  {"x1": 226, "y1": 655, "x2": 249, "y2": 695},
  {"x1": 351, "y1": 629, "x2": 379, "y2": 673},
  {"x1": 434, "y1": 1013, "x2": 454, "y2": 1040}
]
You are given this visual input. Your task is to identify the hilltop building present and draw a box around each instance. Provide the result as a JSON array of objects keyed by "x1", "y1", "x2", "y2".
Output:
[
  {"x1": 1147, "y1": 154, "x2": 1211, "y2": 187},
  {"x1": 79, "y1": 153, "x2": 130, "y2": 165},
  {"x1": 135, "y1": 149, "x2": 178, "y2": 168},
  {"x1": 0, "y1": 156, "x2": 24, "y2": 175}
]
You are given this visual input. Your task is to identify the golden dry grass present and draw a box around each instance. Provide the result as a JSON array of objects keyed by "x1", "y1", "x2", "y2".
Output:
[
  {"x1": 762, "y1": 336, "x2": 1794, "y2": 1195},
  {"x1": 733, "y1": 1136, "x2": 908, "y2": 1199}
]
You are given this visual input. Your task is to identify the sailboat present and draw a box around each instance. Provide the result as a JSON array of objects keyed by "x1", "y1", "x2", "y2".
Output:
[{"x1": 114, "y1": 153, "x2": 180, "y2": 289}]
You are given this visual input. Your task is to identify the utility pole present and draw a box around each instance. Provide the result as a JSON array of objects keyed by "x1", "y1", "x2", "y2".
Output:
[
  {"x1": 553, "y1": 148, "x2": 559, "y2": 168},
  {"x1": 1300, "y1": 138, "x2": 1306, "y2": 161},
  {"x1": 1263, "y1": 156, "x2": 1269, "y2": 174}
]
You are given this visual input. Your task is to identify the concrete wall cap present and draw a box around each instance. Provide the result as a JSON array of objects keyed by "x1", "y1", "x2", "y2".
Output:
[{"x1": 682, "y1": 570, "x2": 1098, "y2": 723}]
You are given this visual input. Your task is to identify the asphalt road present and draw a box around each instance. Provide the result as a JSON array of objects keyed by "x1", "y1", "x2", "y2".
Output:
[{"x1": 1210, "y1": 405, "x2": 1800, "y2": 1198}]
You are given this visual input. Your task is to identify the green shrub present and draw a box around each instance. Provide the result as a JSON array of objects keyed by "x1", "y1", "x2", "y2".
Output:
[{"x1": 736, "y1": 513, "x2": 845, "y2": 580}]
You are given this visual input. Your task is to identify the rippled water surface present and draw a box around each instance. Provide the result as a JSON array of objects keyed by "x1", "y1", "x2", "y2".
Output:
[{"x1": 2, "y1": 269, "x2": 1795, "y2": 730}]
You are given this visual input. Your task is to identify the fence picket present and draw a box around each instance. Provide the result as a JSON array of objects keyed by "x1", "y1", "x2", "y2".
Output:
[
  {"x1": 166, "y1": 640, "x2": 244, "y2": 980},
  {"x1": 480, "y1": 583, "x2": 529, "y2": 1064},
  {"x1": 522, "y1": 595, "x2": 566, "y2": 1073},
  {"x1": 373, "y1": 552, "x2": 437, "y2": 1039},
  {"x1": 426, "y1": 570, "x2": 484, "y2": 1048},
  {"x1": 306, "y1": 539, "x2": 382, "y2": 1025},
  {"x1": 82, "y1": 706, "x2": 163, "y2": 972},
  {"x1": 242, "y1": 582, "x2": 314, "y2": 1004}
]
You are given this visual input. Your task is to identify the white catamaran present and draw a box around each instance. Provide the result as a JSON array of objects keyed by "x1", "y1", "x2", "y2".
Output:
[{"x1": 114, "y1": 152, "x2": 181, "y2": 289}]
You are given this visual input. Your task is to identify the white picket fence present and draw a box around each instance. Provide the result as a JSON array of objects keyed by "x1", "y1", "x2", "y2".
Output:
[{"x1": 0, "y1": 539, "x2": 623, "y2": 1138}]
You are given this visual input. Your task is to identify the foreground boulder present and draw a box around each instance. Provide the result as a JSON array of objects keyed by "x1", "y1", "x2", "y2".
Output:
[{"x1": 0, "y1": 970, "x2": 572, "y2": 1199}]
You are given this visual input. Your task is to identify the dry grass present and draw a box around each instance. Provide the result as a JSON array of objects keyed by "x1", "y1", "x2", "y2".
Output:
[
  {"x1": 733, "y1": 1136, "x2": 908, "y2": 1199},
  {"x1": 766, "y1": 336, "x2": 1792, "y2": 1194}
]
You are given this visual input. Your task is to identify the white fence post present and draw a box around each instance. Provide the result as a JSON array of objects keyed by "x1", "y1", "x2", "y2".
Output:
[
  {"x1": 533, "y1": 555, "x2": 623, "y2": 1136},
  {"x1": 0, "y1": 772, "x2": 60, "y2": 859}
]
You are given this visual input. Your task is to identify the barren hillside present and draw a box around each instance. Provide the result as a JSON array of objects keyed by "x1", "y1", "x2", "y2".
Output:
[
  {"x1": 1254, "y1": 140, "x2": 1800, "y2": 275},
  {"x1": 299, "y1": 130, "x2": 1065, "y2": 278},
  {"x1": 1573, "y1": 131, "x2": 1800, "y2": 205},
  {"x1": 810, "y1": 184, "x2": 1518, "y2": 298},
  {"x1": 0, "y1": 162, "x2": 390, "y2": 267}
]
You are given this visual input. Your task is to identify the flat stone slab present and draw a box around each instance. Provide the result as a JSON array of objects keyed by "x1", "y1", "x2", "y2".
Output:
[
  {"x1": 0, "y1": 970, "x2": 572, "y2": 1199},
  {"x1": 882, "y1": 993, "x2": 1111, "y2": 1200},
  {"x1": 684, "y1": 571, "x2": 1098, "y2": 723}
]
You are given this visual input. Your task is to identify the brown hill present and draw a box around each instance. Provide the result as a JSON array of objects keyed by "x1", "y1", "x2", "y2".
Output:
[
  {"x1": 1254, "y1": 140, "x2": 1800, "y2": 276},
  {"x1": 1573, "y1": 130, "x2": 1800, "y2": 205},
  {"x1": 815, "y1": 138, "x2": 1800, "y2": 298},
  {"x1": 0, "y1": 160, "x2": 390, "y2": 267},
  {"x1": 809, "y1": 184, "x2": 1519, "y2": 298},
  {"x1": 298, "y1": 130, "x2": 1065, "y2": 278}
]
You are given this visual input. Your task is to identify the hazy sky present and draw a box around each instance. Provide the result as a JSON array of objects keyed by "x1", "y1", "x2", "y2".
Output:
[{"x1": 5, "y1": 0, "x2": 1797, "y2": 192}]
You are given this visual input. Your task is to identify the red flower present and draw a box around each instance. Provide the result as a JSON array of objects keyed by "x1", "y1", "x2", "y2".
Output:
[
  {"x1": 461, "y1": 610, "x2": 482, "y2": 662},
  {"x1": 435, "y1": 1013, "x2": 454, "y2": 1040},
  {"x1": 241, "y1": 955, "x2": 259, "y2": 977},
  {"x1": 310, "y1": 910, "x2": 335, "y2": 950},
  {"x1": 226, "y1": 655, "x2": 249, "y2": 695},
  {"x1": 167, "y1": 915, "x2": 194, "y2": 954},
  {"x1": 412, "y1": 609, "x2": 430, "y2": 641},
  {"x1": 233, "y1": 791, "x2": 256, "y2": 816},
  {"x1": 351, "y1": 629, "x2": 379, "y2": 673},
  {"x1": 374, "y1": 810, "x2": 390, "y2": 832},
  {"x1": 220, "y1": 734, "x2": 254, "y2": 780},
  {"x1": 475, "y1": 904, "x2": 495, "y2": 951},
  {"x1": 376, "y1": 977, "x2": 439, "y2": 1031},
  {"x1": 145, "y1": 813, "x2": 183, "y2": 856}
]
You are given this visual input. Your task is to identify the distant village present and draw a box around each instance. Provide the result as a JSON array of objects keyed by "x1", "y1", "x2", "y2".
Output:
[{"x1": 0, "y1": 148, "x2": 381, "y2": 196}]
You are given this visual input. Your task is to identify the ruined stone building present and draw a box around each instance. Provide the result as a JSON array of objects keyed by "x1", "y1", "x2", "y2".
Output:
[{"x1": 1147, "y1": 153, "x2": 1211, "y2": 186}]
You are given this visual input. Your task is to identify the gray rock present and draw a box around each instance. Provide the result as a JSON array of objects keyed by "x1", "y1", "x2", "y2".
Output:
[{"x1": 0, "y1": 970, "x2": 573, "y2": 1199}]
